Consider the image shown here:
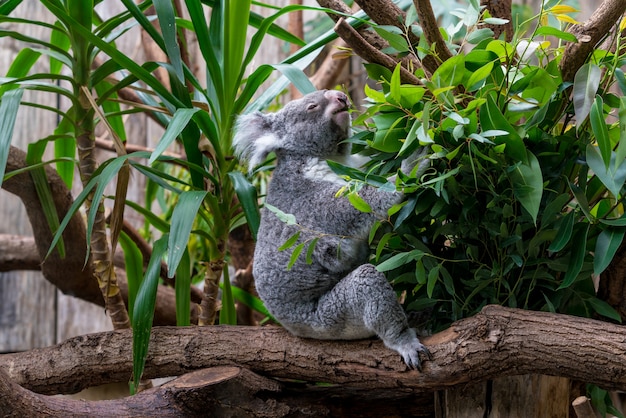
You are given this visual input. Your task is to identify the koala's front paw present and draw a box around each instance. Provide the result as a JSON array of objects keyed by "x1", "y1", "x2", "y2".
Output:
[
  {"x1": 398, "y1": 340, "x2": 431, "y2": 371},
  {"x1": 388, "y1": 328, "x2": 432, "y2": 371}
]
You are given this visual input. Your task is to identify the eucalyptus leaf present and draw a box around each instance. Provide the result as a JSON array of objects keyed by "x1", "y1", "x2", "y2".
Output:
[
  {"x1": 586, "y1": 144, "x2": 626, "y2": 198},
  {"x1": 594, "y1": 227, "x2": 625, "y2": 275},
  {"x1": 590, "y1": 96, "x2": 611, "y2": 169},
  {"x1": 508, "y1": 150, "x2": 543, "y2": 225},
  {"x1": 573, "y1": 63, "x2": 601, "y2": 129},
  {"x1": 557, "y1": 223, "x2": 589, "y2": 290}
]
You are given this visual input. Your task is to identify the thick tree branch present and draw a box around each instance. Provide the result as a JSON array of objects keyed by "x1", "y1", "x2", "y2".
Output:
[
  {"x1": 480, "y1": 0, "x2": 513, "y2": 41},
  {"x1": 414, "y1": 0, "x2": 453, "y2": 63},
  {"x1": 317, "y1": 0, "x2": 428, "y2": 81},
  {"x1": 334, "y1": 18, "x2": 421, "y2": 85},
  {"x1": 559, "y1": 0, "x2": 626, "y2": 82},
  {"x1": 2, "y1": 305, "x2": 625, "y2": 398},
  {"x1": 0, "y1": 234, "x2": 40, "y2": 271},
  {"x1": 354, "y1": 0, "x2": 438, "y2": 74},
  {"x1": 0, "y1": 366, "x2": 435, "y2": 417}
]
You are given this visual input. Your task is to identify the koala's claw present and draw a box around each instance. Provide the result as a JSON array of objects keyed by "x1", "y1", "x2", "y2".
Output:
[{"x1": 400, "y1": 342, "x2": 431, "y2": 371}]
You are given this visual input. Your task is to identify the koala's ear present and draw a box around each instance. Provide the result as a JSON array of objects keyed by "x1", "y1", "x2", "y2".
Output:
[{"x1": 233, "y1": 112, "x2": 280, "y2": 172}]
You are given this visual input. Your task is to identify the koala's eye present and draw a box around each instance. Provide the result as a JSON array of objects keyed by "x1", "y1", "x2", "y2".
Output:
[{"x1": 306, "y1": 103, "x2": 319, "y2": 111}]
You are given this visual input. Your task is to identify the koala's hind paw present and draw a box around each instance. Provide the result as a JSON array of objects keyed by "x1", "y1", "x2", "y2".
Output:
[{"x1": 398, "y1": 340, "x2": 431, "y2": 372}]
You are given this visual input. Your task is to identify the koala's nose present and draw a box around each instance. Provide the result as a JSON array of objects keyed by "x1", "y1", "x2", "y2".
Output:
[{"x1": 325, "y1": 90, "x2": 348, "y2": 108}]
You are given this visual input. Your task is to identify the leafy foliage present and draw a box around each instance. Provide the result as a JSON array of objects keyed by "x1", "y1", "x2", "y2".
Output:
[{"x1": 342, "y1": 3, "x2": 626, "y2": 331}]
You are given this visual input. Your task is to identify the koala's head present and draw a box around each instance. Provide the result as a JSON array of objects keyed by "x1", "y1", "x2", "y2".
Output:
[{"x1": 233, "y1": 90, "x2": 351, "y2": 171}]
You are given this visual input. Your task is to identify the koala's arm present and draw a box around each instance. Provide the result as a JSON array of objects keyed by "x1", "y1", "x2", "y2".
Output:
[
  {"x1": 312, "y1": 235, "x2": 367, "y2": 274},
  {"x1": 399, "y1": 146, "x2": 431, "y2": 180}
]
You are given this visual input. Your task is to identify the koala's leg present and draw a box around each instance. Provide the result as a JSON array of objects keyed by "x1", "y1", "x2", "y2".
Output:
[{"x1": 315, "y1": 264, "x2": 431, "y2": 370}]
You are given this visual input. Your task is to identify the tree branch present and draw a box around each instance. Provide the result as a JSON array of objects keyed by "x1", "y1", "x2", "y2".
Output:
[
  {"x1": 0, "y1": 234, "x2": 40, "y2": 271},
  {"x1": 559, "y1": 0, "x2": 626, "y2": 82},
  {"x1": 317, "y1": 0, "x2": 428, "y2": 81},
  {"x1": 334, "y1": 18, "x2": 422, "y2": 85},
  {"x1": 354, "y1": 0, "x2": 438, "y2": 74},
  {"x1": 414, "y1": 0, "x2": 453, "y2": 64},
  {"x1": 2, "y1": 305, "x2": 625, "y2": 398},
  {"x1": 0, "y1": 366, "x2": 435, "y2": 417},
  {"x1": 480, "y1": 0, "x2": 513, "y2": 41}
]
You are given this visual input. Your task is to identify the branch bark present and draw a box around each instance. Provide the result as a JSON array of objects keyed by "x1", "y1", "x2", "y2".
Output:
[
  {"x1": 0, "y1": 366, "x2": 435, "y2": 417},
  {"x1": 317, "y1": 0, "x2": 428, "y2": 82},
  {"x1": 2, "y1": 305, "x2": 625, "y2": 398},
  {"x1": 480, "y1": 0, "x2": 513, "y2": 41},
  {"x1": 334, "y1": 18, "x2": 421, "y2": 85},
  {"x1": 0, "y1": 234, "x2": 40, "y2": 271},
  {"x1": 414, "y1": 0, "x2": 453, "y2": 63},
  {"x1": 559, "y1": 0, "x2": 626, "y2": 82}
]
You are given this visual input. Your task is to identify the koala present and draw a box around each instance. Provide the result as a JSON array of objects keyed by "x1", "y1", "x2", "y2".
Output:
[{"x1": 233, "y1": 89, "x2": 431, "y2": 370}]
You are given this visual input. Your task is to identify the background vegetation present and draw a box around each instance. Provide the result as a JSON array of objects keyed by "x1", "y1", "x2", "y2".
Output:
[{"x1": 0, "y1": 0, "x2": 625, "y2": 416}]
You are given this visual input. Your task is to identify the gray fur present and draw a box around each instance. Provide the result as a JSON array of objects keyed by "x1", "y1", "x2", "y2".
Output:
[{"x1": 233, "y1": 90, "x2": 430, "y2": 370}]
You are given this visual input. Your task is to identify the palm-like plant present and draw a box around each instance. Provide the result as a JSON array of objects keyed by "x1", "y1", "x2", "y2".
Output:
[{"x1": 1, "y1": 0, "x2": 348, "y2": 392}]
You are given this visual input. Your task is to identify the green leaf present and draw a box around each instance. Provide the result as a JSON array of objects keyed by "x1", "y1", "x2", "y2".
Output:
[
  {"x1": 265, "y1": 203, "x2": 297, "y2": 225},
  {"x1": 376, "y1": 250, "x2": 423, "y2": 272},
  {"x1": 148, "y1": 108, "x2": 199, "y2": 165},
  {"x1": 119, "y1": 231, "x2": 144, "y2": 324},
  {"x1": 278, "y1": 231, "x2": 300, "y2": 251},
  {"x1": 433, "y1": 53, "x2": 466, "y2": 87},
  {"x1": 616, "y1": 68, "x2": 626, "y2": 95},
  {"x1": 0, "y1": 88, "x2": 24, "y2": 189},
  {"x1": 305, "y1": 237, "x2": 319, "y2": 265},
  {"x1": 558, "y1": 223, "x2": 589, "y2": 290},
  {"x1": 175, "y1": 248, "x2": 191, "y2": 326},
  {"x1": 26, "y1": 140, "x2": 65, "y2": 258},
  {"x1": 131, "y1": 235, "x2": 168, "y2": 394},
  {"x1": 373, "y1": 25, "x2": 409, "y2": 53},
  {"x1": 219, "y1": 264, "x2": 236, "y2": 325},
  {"x1": 586, "y1": 144, "x2": 626, "y2": 198},
  {"x1": 465, "y1": 61, "x2": 494, "y2": 90},
  {"x1": 594, "y1": 227, "x2": 625, "y2": 275},
  {"x1": 287, "y1": 242, "x2": 305, "y2": 270},
  {"x1": 228, "y1": 171, "x2": 261, "y2": 240},
  {"x1": 616, "y1": 97, "x2": 626, "y2": 167},
  {"x1": 0, "y1": 48, "x2": 40, "y2": 97},
  {"x1": 573, "y1": 63, "x2": 601, "y2": 129},
  {"x1": 348, "y1": 191, "x2": 372, "y2": 213},
  {"x1": 272, "y1": 63, "x2": 316, "y2": 95},
  {"x1": 548, "y1": 211, "x2": 575, "y2": 252},
  {"x1": 0, "y1": 0, "x2": 21, "y2": 14},
  {"x1": 479, "y1": 95, "x2": 527, "y2": 163},
  {"x1": 50, "y1": 21, "x2": 70, "y2": 75},
  {"x1": 466, "y1": 28, "x2": 494, "y2": 45},
  {"x1": 586, "y1": 297, "x2": 622, "y2": 323},
  {"x1": 154, "y1": 0, "x2": 184, "y2": 82},
  {"x1": 427, "y1": 264, "x2": 440, "y2": 298},
  {"x1": 590, "y1": 96, "x2": 611, "y2": 168},
  {"x1": 53, "y1": 116, "x2": 76, "y2": 189},
  {"x1": 508, "y1": 150, "x2": 543, "y2": 224},
  {"x1": 224, "y1": 0, "x2": 252, "y2": 99},
  {"x1": 167, "y1": 190, "x2": 208, "y2": 277},
  {"x1": 230, "y1": 285, "x2": 273, "y2": 319},
  {"x1": 534, "y1": 26, "x2": 578, "y2": 42}
]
